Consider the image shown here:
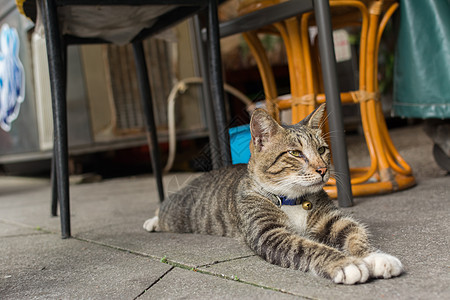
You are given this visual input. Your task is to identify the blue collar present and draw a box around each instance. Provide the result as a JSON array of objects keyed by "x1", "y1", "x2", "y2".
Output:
[
  {"x1": 276, "y1": 196, "x2": 313, "y2": 210},
  {"x1": 276, "y1": 195, "x2": 313, "y2": 210},
  {"x1": 276, "y1": 195, "x2": 303, "y2": 206}
]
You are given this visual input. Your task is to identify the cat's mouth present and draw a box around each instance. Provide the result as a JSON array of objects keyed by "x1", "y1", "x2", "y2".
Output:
[{"x1": 308, "y1": 179, "x2": 328, "y2": 187}]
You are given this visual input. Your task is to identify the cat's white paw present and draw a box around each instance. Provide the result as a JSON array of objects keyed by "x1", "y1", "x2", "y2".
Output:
[
  {"x1": 363, "y1": 252, "x2": 404, "y2": 279},
  {"x1": 143, "y1": 216, "x2": 160, "y2": 232},
  {"x1": 332, "y1": 260, "x2": 370, "y2": 284}
]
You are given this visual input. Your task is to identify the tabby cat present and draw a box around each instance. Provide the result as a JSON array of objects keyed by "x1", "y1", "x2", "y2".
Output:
[{"x1": 144, "y1": 104, "x2": 403, "y2": 284}]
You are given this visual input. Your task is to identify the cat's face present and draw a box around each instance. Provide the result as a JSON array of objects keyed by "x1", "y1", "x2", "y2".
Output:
[{"x1": 248, "y1": 104, "x2": 331, "y2": 198}]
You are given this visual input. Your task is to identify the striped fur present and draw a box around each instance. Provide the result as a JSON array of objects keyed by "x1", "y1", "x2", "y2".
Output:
[{"x1": 145, "y1": 104, "x2": 403, "y2": 284}]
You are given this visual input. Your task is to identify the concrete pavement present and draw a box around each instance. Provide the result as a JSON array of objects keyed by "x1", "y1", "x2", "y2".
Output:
[{"x1": 0, "y1": 125, "x2": 449, "y2": 299}]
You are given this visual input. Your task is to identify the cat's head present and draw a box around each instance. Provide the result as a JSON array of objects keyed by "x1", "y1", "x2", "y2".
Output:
[{"x1": 248, "y1": 104, "x2": 330, "y2": 198}]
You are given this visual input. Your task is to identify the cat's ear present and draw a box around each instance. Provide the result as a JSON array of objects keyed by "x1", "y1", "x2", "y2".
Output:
[
  {"x1": 250, "y1": 109, "x2": 282, "y2": 152},
  {"x1": 298, "y1": 103, "x2": 326, "y2": 130}
]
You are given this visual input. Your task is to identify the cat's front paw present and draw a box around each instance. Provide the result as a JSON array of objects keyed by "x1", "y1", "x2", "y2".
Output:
[
  {"x1": 363, "y1": 252, "x2": 403, "y2": 279},
  {"x1": 331, "y1": 258, "x2": 370, "y2": 285},
  {"x1": 143, "y1": 216, "x2": 160, "y2": 232}
]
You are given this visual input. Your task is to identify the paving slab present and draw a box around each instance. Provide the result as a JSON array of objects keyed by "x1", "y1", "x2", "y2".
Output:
[
  {"x1": 0, "y1": 172, "x2": 254, "y2": 269},
  {"x1": 198, "y1": 254, "x2": 449, "y2": 300},
  {"x1": 141, "y1": 265, "x2": 300, "y2": 299},
  {"x1": 0, "y1": 176, "x2": 49, "y2": 196},
  {"x1": 78, "y1": 224, "x2": 254, "y2": 269},
  {"x1": 0, "y1": 125, "x2": 448, "y2": 299},
  {"x1": 346, "y1": 125, "x2": 447, "y2": 181},
  {"x1": 0, "y1": 178, "x2": 59, "y2": 233},
  {"x1": 0, "y1": 220, "x2": 44, "y2": 237},
  {"x1": 0, "y1": 233, "x2": 172, "y2": 299},
  {"x1": 0, "y1": 173, "x2": 202, "y2": 235},
  {"x1": 198, "y1": 176, "x2": 449, "y2": 299}
]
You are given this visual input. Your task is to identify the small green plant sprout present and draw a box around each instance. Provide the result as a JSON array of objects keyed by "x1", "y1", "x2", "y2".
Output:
[{"x1": 160, "y1": 255, "x2": 168, "y2": 264}]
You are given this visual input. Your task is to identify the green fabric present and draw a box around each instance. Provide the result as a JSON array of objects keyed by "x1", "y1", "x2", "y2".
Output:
[{"x1": 393, "y1": 0, "x2": 450, "y2": 119}]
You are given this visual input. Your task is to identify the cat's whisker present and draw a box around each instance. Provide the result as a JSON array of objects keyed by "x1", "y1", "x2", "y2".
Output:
[
  {"x1": 321, "y1": 131, "x2": 340, "y2": 140},
  {"x1": 331, "y1": 171, "x2": 352, "y2": 181},
  {"x1": 321, "y1": 129, "x2": 340, "y2": 135},
  {"x1": 318, "y1": 110, "x2": 332, "y2": 131},
  {"x1": 330, "y1": 173, "x2": 347, "y2": 186}
]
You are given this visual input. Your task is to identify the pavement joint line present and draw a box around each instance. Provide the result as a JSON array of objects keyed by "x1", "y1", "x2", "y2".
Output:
[
  {"x1": 0, "y1": 220, "x2": 323, "y2": 299},
  {"x1": 71, "y1": 235, "x2": 165, "y2": 262},
  {"x1": 162, "y1": 257, "x2": 315, "y2": 299},
  {"x1": 133, "y1": 266, "x2": 175, "y2": 299},
  {"x1": 70, "y1": 236, "x2": 308, "y2": 297},
  {"x1": 196, "y1": 254, "x2": 257, "y2": 268},
  {"x1": 0, "y1": 220, "x2": 377, "y2": 299},
  {"x1": 72, "y1": 236, "x2": 312, "y2": 298},
  {"x1": 0, "y1": 221, "x2": 316, "y2": 298},
  {"x1": 170, "y1": 259, "x2": 314, "y2": 299},
  {"x1": 0, "y1": 232, "x2": 49, "y2": 239},
  {"x1": 0, "y1": 217, "x2": 56, "y2": 235},
  {"x1": 72, "y1": 234, "x2": 258, "y2": 270}
]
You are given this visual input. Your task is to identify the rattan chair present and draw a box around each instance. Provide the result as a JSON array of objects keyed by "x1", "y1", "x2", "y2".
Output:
[
  {"x1": 218, "y1": 0, "x2": 354, "y2": 207},
  {"x1": 237, "y1": 0, "x2": 415, "y2": 198}
]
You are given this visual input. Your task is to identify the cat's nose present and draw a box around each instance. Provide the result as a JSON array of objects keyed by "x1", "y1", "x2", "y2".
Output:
[{"x1": 316, "y1": 167, "x2": 327, "y2": 177}]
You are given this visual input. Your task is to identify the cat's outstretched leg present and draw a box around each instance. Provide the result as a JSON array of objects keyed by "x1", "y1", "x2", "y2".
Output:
[
  {"x1": 239, "y1": 196, "x2": 371, "y2": 284},
  {"x1": 308, "y1": 208, "x2": 404, "y2": 280}
]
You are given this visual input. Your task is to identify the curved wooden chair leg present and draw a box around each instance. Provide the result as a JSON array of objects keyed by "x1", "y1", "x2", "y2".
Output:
[
  {"x1": 325, "y1": 0, "x2": 415, "y2": 197},
  {"x1": 300, "y1": 12, "x2": 316, "y2": 115},
  {"x1": 239, "y1": 0, "x2": 415, "y2": 198},
  {"x1": 242, "y1": 31, "x2": 279, "y2": 120},
  {"x1": 285, "y1": 17, "x2": 309, "y2": 122}
]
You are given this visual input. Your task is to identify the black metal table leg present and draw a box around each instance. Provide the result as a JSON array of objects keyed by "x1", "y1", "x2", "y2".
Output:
[
  {"x1": 39, "y1": 0, "x2": 71, "y2": 237},
  {"x1": 314, "y1": 0, "x2": 353, "y2": 207},
  {"x1": 206, "y1": 0, "x2": 232, "y2": 167},
  {"x1": 193, "y1": 15, "x2": 222, "y2": 170},
  {"x1": 132, "y1": 41, "x2": 165, "y2": 202},
  {"x1": 51, "y1": 152, "x2": 57, "y2": 217}
]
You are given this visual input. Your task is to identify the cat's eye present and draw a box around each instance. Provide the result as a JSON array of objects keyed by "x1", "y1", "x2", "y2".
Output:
[
  {"x1": 318, "y1": 146, "x2": 326, "y2": 155},
  {"x1": 288, "y1": 150, "x2": 303, "y2": 157}
]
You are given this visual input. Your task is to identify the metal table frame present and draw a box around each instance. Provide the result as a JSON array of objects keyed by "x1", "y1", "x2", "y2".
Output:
[
  {"x1": 35, "y1": 0, "x2": 351, "y2": 238},
  {"x1": 36, "y1": 0, "x2": 229, "y2": 238}
]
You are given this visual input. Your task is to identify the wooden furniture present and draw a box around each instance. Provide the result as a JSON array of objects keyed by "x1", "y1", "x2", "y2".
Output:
[
  {"x1": 218, "y1": 0, "x2": 353, "y2": 207},
  {"x1": 237, "y1": 0, "x2": 415, "y2": 198}
]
